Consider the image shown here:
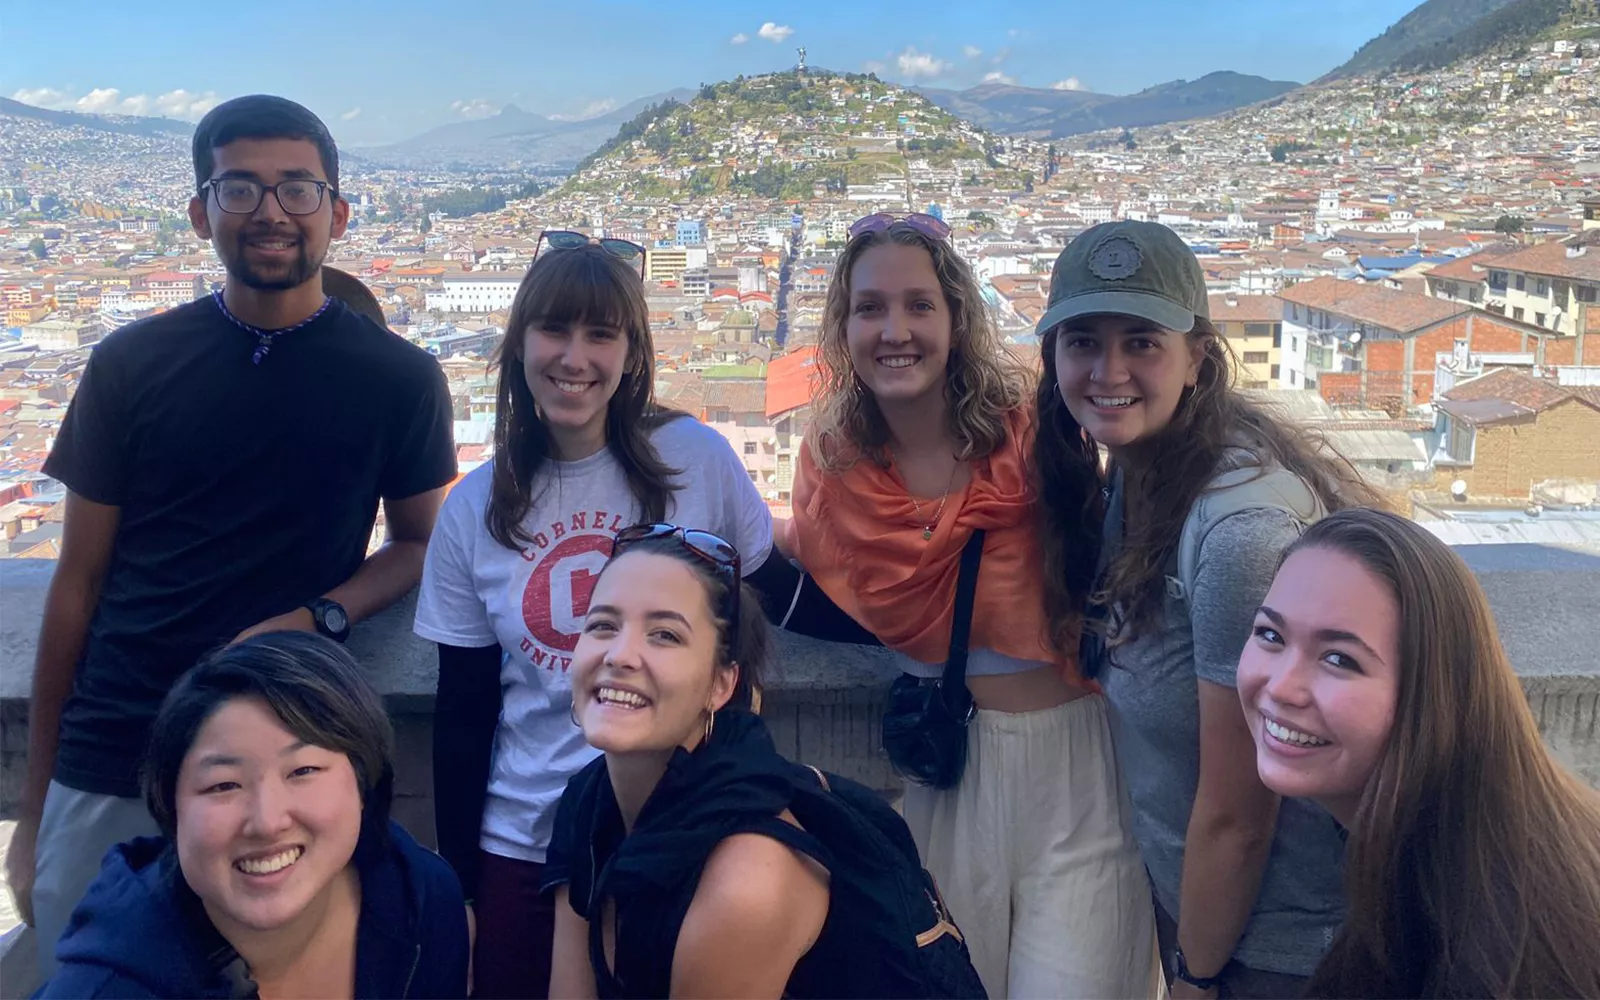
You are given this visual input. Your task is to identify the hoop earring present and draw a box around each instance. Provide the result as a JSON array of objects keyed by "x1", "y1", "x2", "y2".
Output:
[
  {"x1": 703, "y1": 709, "x2": 716, "y2": 745},
  {"x1": 570, "y1": 701, "x2": 581, "y2": 727}
]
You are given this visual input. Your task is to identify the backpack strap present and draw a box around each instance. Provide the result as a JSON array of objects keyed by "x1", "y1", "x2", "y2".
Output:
[
  {"x1": 737, "y1": 770, "x2": 837, "y2": 872},
  {"x1": 734, "y1": 816, "x2": 835, "y2": 872},
  {"x1": 940, "y1": 529, "x2": 987, "y2": 696},
  {"x1": 1167, "y1": 461, "x2": 1325, "y2": 604}
]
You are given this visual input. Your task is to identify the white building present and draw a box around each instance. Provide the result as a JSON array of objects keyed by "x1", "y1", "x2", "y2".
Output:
[
  {"x1": 424, "y1": 275, "x2": 523, "y2": 314},
  {"x1": 22, "y1": 316, "x2": 104, "y2": 351}
]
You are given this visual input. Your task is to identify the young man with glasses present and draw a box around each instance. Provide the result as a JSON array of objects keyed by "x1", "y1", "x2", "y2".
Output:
[{"x1": 7, "y1": 94, "x2": 457, "y2": 976}]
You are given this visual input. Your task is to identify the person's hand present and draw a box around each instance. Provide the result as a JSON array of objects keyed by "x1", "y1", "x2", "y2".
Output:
[
  {"x1": 1170, "y1": 977, "x2": 1219, "y2": 1000},
  {"x1": 4, "y1": 814, "x2": 40, "y2": 927},
  {"x1": 465, "y1": 903, "x2": 477, "y2": 994},
  {"x1": 232, "y1": 607, "x2": 317, "y2": 644}
]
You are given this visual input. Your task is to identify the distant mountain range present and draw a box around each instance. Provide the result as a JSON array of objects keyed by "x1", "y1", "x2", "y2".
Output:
[
  {"x1": 0, "y1": 95, "x2": 192, "y2": 138},
  {"x1": 918, "y1": 71, "x2": 1302, "y2": 139},
  {"x1": 4, "y1": 0, "x2": 1581, "y2": 178},
  {"x1": 1325, "y1": 0, "x2": 1580, "y2": 78},
  {"x1": 358, "y1": 90, "x2": 696, "y2": 170}
]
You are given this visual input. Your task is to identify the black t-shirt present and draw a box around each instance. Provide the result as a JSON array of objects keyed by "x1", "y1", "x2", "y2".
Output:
[{"x1": 43, "y1": 295, "x2": 457, "y2": 797}]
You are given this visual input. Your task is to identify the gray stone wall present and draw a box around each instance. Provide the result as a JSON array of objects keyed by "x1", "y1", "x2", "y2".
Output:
[{"x1": 4, "y1": 543, "x2": 1599, "y2": 842}]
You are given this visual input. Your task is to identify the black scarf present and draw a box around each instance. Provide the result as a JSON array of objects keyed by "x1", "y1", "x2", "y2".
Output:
[{"x1": 562, "y1": 710, "x2": 822, "y2": 998}]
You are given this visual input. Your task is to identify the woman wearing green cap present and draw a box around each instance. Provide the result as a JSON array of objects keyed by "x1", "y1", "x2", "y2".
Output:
[{"x1": 1030, "y1": 221, "x2": 1383, "y2": 999}]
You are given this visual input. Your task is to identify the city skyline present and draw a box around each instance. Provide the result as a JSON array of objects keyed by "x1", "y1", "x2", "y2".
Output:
[{"x1": 2, "y1": 0, "x2": 1431, "y2": 145}]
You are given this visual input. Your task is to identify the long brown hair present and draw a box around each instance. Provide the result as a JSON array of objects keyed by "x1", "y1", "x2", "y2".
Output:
[
  {"x1": 1033, "y1": 317, "x2": 1384, "y2": 656},
  {"x1": 598, "y1": 533, "x2": 770, "y2": 712},
  {"x1": 1291, "y1": 509, "x2": 1600, "y2": 999},
  {"x1": 810, "y1": 224, "x2": 1028, "y2": 471},
  {"x1": 488, "y1": 246, "x2": 682, "y2": 549}
]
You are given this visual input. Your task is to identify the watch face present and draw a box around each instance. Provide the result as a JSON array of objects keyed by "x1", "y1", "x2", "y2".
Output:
[{"x1": 324, "y1": 606, "x2": 348, "y2": 633}]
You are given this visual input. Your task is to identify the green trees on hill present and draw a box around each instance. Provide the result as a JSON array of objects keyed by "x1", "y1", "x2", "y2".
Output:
[
  {"x1": 423, "y1": 188, "x2": 507, "y2": 218},
  {"x1": 576, "y1": 98, "x2": 682, "y2": 171},
  {"x1": 1271, "y1": 140, "x2": 1310, "y2": 162},
  {"x1": 727, "y1": 162, "x2": 815, "y2": 200}
]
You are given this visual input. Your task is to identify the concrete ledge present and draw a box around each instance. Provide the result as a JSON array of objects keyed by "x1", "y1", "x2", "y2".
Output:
[{"x1": 4, "y1": 544, "x2": 1599, "y2": 830}]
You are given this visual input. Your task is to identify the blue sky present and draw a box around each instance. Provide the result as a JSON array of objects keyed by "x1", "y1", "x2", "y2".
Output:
[{"x1": 1, "y1": 0, "x2": 1425, "y2": 145}]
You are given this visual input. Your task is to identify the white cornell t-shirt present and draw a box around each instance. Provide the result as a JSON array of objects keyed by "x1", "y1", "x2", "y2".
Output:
[{"x1": 414, "y1": 415, "x2": 774, "y2": 863}]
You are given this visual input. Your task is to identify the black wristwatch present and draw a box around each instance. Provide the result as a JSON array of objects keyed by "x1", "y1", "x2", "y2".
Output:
[
  {"x1": 304, "y1": 598, "x2": 351, "y2": 643},
  {"x1": 1173, "y1": 945, "x2": 1223, "y2": 992}
]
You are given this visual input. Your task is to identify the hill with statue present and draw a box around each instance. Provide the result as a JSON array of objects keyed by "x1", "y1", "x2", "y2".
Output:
[{"x1": 552, "y1": 69, "x2": 1039, "y2": 202}]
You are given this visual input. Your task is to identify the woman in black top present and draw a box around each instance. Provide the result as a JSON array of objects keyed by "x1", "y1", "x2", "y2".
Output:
[
  {"x1": 542, "y1": 524, "x2": 828, "y2": 998},
  {"x1": 543, "y1": 524, "x2": 985, "y2": 999}
]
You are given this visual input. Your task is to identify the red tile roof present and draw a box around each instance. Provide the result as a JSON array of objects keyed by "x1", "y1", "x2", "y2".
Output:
[
  {"x1": 1424, "y1": 247, "x2": 1519, "y2": 282},
  {"x1": 1442, "y1": 368, "x2": 1600, "y2": 418},
  {"x1": 704, "y1": 380, "x2": 767, "y2": 413},
  {"x1": 1278, "y1": 276, "x2": 1467, "y2": 334},
  {"x1": 766, "y1": 346, "x2": 820, "y2": 419},
  {"x1": 1492, "y1": 241, "x2": 1600, "y2": 283},
  {"x1": 1208, "y1": 294, "x2": 1283, "y2": 324}
]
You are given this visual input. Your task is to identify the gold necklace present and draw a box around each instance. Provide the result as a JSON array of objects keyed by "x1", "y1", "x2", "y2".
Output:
[{"x1": 899, "y1": 454, "x2": 961, "y2": 541}]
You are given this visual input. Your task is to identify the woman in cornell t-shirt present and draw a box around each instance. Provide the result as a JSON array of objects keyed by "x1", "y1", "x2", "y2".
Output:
[{"x1": 413, "y1": 236, "x2": 774, "y2": 1000}]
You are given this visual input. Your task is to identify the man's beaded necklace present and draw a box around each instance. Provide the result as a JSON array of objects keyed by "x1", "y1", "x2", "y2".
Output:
[{"x1": 212, "y1": 288, "x2": 333, "y2": 364}]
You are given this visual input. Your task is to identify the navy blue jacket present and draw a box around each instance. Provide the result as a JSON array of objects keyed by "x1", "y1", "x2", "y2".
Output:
[{"x1": 37, "y1": 820, "x2": 469, "y2": 999}]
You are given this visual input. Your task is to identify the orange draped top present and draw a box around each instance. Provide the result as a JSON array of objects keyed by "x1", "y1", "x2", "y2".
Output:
[{"x1": 785, "y1": 407, "x2": 1082, "y2": 683}]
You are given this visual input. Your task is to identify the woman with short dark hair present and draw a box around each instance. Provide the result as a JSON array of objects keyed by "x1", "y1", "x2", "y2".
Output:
[{"x1": 38, "y1": 632, "x2": 469, "y2": 999}]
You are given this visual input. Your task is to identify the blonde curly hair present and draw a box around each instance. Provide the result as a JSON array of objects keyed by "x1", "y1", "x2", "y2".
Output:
[{"x1": 810, "y1": 224, "x2": 1029, "y2": 471}]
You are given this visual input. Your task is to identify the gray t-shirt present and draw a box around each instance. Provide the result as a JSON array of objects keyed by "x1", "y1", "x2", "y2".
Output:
[{"x1": 1095, "y1": 476, "x2": 1347, "y2": 977}]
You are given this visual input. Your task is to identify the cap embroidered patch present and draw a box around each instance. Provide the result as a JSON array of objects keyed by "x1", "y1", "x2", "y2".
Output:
[{"x1": 1088, "y1": 234, "x2": 1143, "y2": 280}]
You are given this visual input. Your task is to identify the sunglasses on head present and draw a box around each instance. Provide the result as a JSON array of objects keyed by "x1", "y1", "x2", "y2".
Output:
[
  {"x1": 611, "y1": 523, "x2": 742, "y2": 649},
  {"x1": 847, "y1": 212, "x2": 952, "y2": 242},
  {"x1": 535, "y1": 230, "x2": 647, "y2": 276}
]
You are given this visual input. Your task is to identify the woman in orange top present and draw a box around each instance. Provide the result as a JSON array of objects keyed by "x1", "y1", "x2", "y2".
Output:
[{"x1": 782, "y1": 213, "x2": 1156, "y2": 999}]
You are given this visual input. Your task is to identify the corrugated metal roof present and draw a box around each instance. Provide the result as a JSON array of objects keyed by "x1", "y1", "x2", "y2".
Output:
[
  {"x1": 1324, "y1": 428, "x2": 1427, "y2": 464},
  {"x1": 1241, "y1": 389, "x2": 1336, "y2": 422},
  {"x1": 1436, "y1": 398, "x2": 1535, "y2": 424},
  {"x1": 1422, "y1": 518, "x2": 1600, "y2": 553}
]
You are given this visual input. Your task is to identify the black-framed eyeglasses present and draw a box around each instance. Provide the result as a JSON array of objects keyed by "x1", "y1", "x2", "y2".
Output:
[
  {"x1": 203, "y1": 178, "x2": 334, "y2": 216},
  {"x1": 848, "y1": 211, "x2": 951, "y2": 241},
  {"x1": 535, "y1": 230, "x2": 647, "y2": 276},
  {"x1": 612, "y1": 523, "x2": 742, "y2": 649}
]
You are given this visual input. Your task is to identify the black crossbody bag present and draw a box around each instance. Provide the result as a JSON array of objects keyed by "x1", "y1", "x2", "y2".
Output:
[{"x1": 881, "y1": 529, "x2": 986, "y2": 789}]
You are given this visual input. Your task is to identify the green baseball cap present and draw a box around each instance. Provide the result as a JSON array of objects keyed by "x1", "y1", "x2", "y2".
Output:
[{"x1": 1034, "y1": 221, "x2": 1209, "y2": 337}]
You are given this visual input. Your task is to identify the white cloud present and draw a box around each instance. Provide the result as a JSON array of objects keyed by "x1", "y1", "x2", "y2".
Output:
[
  {"x1": 730, "y1": 32, "x2": 749, "y2": 44},
  {"x1": 10, "y1": 85, "x2": 220, "y2": 121},
  {"x1": 1007, "y1": 27, "x2": 1021, "y2": 37},
  {"x1": 550, "y1": 98, "x2": 620, "y2": 121},
  {"x1": 894, "y1": 46, "x2": 950, "y2": 80},
  {"x1": 757, "y1": 21, "x2": 794, "y2": 43},
  {"x1": 962, "y1": 45, "x2": 983, "y2": 59},
  {"x1": 1051, "y1": 77, "x2": 1088, "y2": 91},
  {"x1": 982, "y1": 72, "x2": 1016, "y2": 85},
  {"x1": 11, "y1": 87, "x2": 70, "y2": 108},
  {"x1": 151, "y1": 89, "x2": 221, "y2": 119},
  {"x1": 863, "y1": 59, "x2": 887, "y2": 75},
  {"x1": 341, "y1": 107, "x2": 363, "y2": 121},
  {"x1": 451, "y1": 98, "x2": 497, "y2": 119},
  {"x1": 76, "y1": 87, "x2": 134, "y2": 114}
]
